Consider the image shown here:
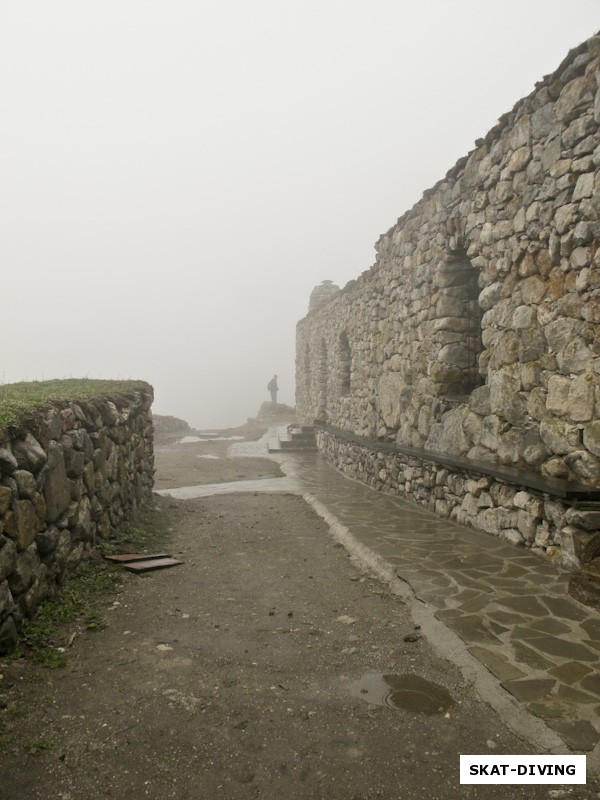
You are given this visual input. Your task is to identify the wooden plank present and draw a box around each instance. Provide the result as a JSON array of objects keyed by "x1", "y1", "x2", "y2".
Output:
[
  {"x1": 124, "y1": 558, "x2": 183, "y2": 573},
  {"x1": 104, "y1": 553, "x2": 170, "y2": 563}
]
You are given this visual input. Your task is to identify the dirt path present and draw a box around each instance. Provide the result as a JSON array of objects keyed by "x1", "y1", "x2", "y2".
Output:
[{"x1": 1, "y1": 429, "x2": 598, "y2": 799}]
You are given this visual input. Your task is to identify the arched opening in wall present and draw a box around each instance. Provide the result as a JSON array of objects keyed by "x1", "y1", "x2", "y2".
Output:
[
  {"x1": 304, "y1": 343, "x2": 311, "y2": 398},
  {"x1": 317, "y1": 339, "x2": 328, "y2": 420},
  {"x1": 435, "y1": 253, "x2": 483, "y2": 397},
  {"x1": 339, "y1": 332, "x2": 351, "y2": 396}
]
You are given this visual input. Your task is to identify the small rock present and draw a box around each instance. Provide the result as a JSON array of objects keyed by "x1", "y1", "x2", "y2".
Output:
[{"x1": 403, "y1": 633, "x2": 421, "y2": 643}]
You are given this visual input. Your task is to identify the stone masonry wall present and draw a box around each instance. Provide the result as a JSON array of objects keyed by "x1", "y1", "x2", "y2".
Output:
[
  {"x1": 0, "y1": 387, "x2": 154, "y2": 653},
  {"x1": 296, "y1": 34, "x2": 600, "y2": 567}
]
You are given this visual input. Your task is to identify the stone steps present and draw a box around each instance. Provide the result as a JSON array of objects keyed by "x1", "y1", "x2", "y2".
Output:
[{"x1": 268, "y1": 425, "x2": 317, "y2": 453}]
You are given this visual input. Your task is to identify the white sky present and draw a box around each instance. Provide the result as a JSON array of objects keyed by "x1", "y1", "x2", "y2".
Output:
[{"x1": 1, "y1": 1, "x2": 598, "y2": 429}]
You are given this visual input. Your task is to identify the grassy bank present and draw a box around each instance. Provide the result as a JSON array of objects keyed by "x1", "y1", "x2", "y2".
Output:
[{"x1": 0, "y1": 379, "x2": 150, "y2": 429}]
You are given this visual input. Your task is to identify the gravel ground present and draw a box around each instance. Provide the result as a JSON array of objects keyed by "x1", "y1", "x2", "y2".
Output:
[{"x1": 1, "y1": 435, "x2": 599, "y2": 799}]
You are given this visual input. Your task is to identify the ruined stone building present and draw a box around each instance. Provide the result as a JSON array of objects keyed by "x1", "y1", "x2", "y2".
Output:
[{"x1": 295, "y1": 34, "x2": 600, "y2": 582}]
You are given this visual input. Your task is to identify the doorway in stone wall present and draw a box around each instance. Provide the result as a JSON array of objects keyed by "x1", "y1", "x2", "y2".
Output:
[
  {"x1": 304, "y1": 343, "x2": 311, "y2": 405},
  {"x1": 435, "y1": 253, "x2": 484, "y2": 397},
  {"x1": 318, "y1": 339, "x2": 328, "y2": 419},
  {"x1": 339, "y1": 331, "x2": 351, "y2": 396}
]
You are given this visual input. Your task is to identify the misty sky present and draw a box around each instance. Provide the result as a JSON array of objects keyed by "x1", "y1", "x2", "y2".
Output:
[{"x1": 1, "y1": 2, "x2": 599, "y2": 429}]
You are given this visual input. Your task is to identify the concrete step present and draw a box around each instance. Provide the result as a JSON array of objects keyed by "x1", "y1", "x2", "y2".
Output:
[
  {"x1": 268, "y1": 440, "x2": 317, "y2": 453},
  {"x1": 287, "y1": 426, "x2": 315, "y2": 440},
  {"x1": 268, "y1": 429, "x2": 317, "y2": 453}
]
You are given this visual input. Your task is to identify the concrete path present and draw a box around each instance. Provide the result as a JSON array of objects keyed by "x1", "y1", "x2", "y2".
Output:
[{"x1": 159, "y1": 427, "x2": 600, "y2": 762}]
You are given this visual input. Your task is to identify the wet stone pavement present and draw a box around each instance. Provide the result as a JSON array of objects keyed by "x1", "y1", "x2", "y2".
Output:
[{"x1": 159, "y1": 428, "x2": 600, "y2": 757}]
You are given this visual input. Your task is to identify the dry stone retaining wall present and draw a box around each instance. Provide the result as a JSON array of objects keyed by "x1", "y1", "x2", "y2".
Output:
[
  {"x1": 296, "y1": 34, "x2": 600, "y2": 567},
  {"x1": 0, "y1": 387, "x2": 154, "y2": 653}
]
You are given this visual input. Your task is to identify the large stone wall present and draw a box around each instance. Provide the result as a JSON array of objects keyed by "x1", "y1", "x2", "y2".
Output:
[
  {"x1": 0, "y1": 387, "x2": 154, "y2": 653},
  {"x1": 296, "y1": 34, "x2": 600, "y2": 566}
]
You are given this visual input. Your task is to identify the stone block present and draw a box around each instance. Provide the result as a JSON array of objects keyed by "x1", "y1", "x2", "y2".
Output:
[
  {"x1": 557, "y1": 337, "x2": 592, "y2": 375},
  {"x1": 12, "y1": 434, "x2": 46, "y2": 473},
  {"x1": 72, "y1": 496, "x2": 92, "y2": 541},
  {"x1": 508, "y1": 146, "x2": 531, "y2": 172},
  {"x1": 0, "y1": 486, "x2": 13, "y2": 515},
  {"x1": 540, "y1": 418, "x2": 581, "y2": 455},
  {"x1": 535, "y1": 522, "x2": 552, "y2": 549},
  {"x1": 0, "y1": 448, "x2": 17, "y2": 474},
  {"x1": 377, "y1": 373, "x2": 406, "y2": 429},
  {"x1": 0, "y1": 581, "x2": 15, "y2": 620},
  {"x1": 573, "y1": 172, "x2": 595, "y2": 200},
  {"x1": 517, "y1": 510, "x2": 540, "y2": 541},
  {"x1": 44, "y1": 442, "x2": 71, "y2": 523},
  {"x1": 64, "y1": 448, "x2": 85, "y2": 479},
  {"x1": 8, "y1": 544, "x2": 40, "y2": 595},
  {"x1": 0, "y1": 616, "x2": 17, "y2": 655},
  {"x1": 560, "y1": 525, "x2": 600, "y2": 568},
  {"x1": 546, "y1": 375, "x2": 571, "y2": 415},
  {"x1": 565, "y1": 450, "x2": 600, "y2": 480},
  {"x1": 425, "y1": 407, "x2": 470, "y2": 456},
  {"x1": 13, "y1": 469, "x2": 36, "y2": 500},
  {"x1": 583, "y1": 421, "x2": 600, "y2": 457},
  {"x1": 500, "y1": 529, "x2": 524, "y2": 546},
  {"x1": 0, "y1": 537, "x2": 17, "y2": 582},
  {"x1": 568, "y1": 374, "x2": 595, "y2": 421},
  {"x1": 4, "y1": 500, "x2": 42, "y2": 551},
  {"x1": 542, "y1": 457, "x2": 569, "y2": 479},
  {"x1": 556, "y1": 75, "x2": 594, "y2": 122},
  {"x1": 35, "y1": 527, "x2": 59, "y2": 558}
]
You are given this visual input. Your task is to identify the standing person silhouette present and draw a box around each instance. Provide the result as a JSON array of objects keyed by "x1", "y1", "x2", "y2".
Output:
[{"x1": 267, "y1": 374, "x2": 278, "y2": 405}]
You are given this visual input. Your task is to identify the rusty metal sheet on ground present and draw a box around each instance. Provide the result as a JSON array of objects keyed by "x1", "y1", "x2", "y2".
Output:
[
  {"x1": 124, "y1": 558, "x2": 183, "y2": 573},
  {"x1": 104, "y1": 553, "x2": 171, "y2": 563}
]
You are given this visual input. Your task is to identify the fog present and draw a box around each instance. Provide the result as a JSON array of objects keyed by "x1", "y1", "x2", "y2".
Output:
[{"x1": 1, "y1": 2, "x2": 598, "y2": 429}]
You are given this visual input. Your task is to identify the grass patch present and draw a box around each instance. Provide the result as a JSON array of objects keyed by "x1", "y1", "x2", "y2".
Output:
[
  {"x1": 33, "y1": 649, "x2": 67, "y2": 669},
  {"x1": 7, "y1": 705, "x2": 30, "y2": 719},
  {"x1": 26, "y1": 737, "x2": 56, "y2": 755},
  {"x1": 0, "y1": 378, "x2": 150, "y2": 430},
  {"x1": 23, "y1": 673, "x2": 44, "y2": 684},
  {"x1": 84, "y1": 611, "x2": 106, "y2": 632},
  {"x1": 15, "y1": 561, "x2": 124, "y2": 666},
  {"x1": 104, "y1": 505, "x2": 171, "y2": 556}
]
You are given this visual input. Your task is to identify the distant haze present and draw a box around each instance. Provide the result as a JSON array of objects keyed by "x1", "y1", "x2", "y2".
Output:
[{"x1": 1, "y1": 2, "x2": 598, "y2": 429}]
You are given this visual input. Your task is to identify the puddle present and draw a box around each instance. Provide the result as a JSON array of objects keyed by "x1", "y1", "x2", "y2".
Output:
[
  {"x1": 197, "y1": 454, "x2": 220, "y2": 460},
  {"x1": 156, "y1": 475, "x2": 299, "y2": 499},
  {"x1": 349, "y1": 673, "x2": 454, "y2": 715},
  {"x1": 177, "y1": 435, "x2": 246, "y2": 444}
]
